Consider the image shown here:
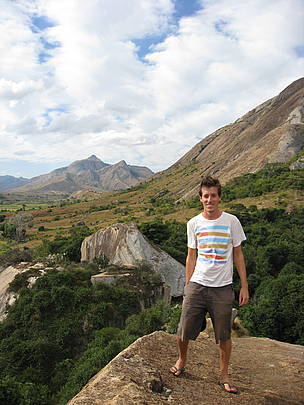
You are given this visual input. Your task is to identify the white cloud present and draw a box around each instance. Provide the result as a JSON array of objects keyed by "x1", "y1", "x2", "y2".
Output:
[{"x1": 0, "y1": 0, "x2": 303, "y2": 176}]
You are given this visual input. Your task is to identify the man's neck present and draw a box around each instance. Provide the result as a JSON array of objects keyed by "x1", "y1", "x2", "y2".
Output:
[{"x1": 202, "y1": 209, "x2": 222, "y2": 220}]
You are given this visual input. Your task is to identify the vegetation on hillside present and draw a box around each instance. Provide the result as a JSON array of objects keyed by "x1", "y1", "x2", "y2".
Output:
[
  {"x1": 222, "y1": 162, "x2": 304, "y2": 201},
  {"x1": 138, "y1": 219, "x2": 187, "y2": 264},
  {"x1": 0, "y1": 263, "x2": 178, "y2": 405},
  {"x1": 229, "y1": 205, "x2": 304, "y2": 345}
]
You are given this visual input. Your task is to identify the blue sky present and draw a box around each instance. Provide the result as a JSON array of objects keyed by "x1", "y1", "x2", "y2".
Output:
[
  {"x1": 0, "y1": 0, "x2": 303, "y2": 178},
  {"x1": 134, "y1": 0, "x2": 202, "y2": 61}
]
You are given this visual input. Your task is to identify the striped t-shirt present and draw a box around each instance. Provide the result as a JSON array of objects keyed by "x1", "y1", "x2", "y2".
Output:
[{"x1": 187, "y1": 212, "x2": 246, "y2": 287}]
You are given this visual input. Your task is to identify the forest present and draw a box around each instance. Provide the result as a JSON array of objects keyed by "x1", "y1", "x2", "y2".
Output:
[{"x1": 0, "y1": 162, "x2": 303, "y2": 405}]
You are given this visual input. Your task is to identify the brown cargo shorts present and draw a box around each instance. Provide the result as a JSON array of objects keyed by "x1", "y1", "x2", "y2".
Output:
[{"x1": 177, "y1": 281, "x2": 235, "y2": 343}]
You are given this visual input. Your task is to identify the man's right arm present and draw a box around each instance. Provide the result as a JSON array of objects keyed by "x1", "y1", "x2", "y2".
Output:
[{"x1": 185, "y1": 248, "x2": 197, "y2": 284}]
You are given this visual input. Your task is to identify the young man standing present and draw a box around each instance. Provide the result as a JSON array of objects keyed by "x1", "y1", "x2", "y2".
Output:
[{"x1": 170, "y1": 176, "x2": 249, "y2": 394}]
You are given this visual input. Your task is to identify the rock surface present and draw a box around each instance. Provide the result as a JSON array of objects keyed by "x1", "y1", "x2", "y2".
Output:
[
  {"x1": 67, "y1": 330, "x2": 304, "y2": 405},
  {"x1": 0, "y1": 262, "x2": 47, "y2": 320},
  {"x1": 0, "y1": 265, "x2": 21, "y2": 320},
  {"x1": 290, "y1": 156, "x2": 304, "y2": 170},
  {"x1": 81, "y1": 224, "x2": 185, "y2": 297},
  {"x1": 90, "y1": 272, "x2": 131, "y2": 286}
]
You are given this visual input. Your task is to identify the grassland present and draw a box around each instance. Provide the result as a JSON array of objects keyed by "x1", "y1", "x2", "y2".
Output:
[{"x1": 0, "y1": 202, "x2": 51, "y2": 212}]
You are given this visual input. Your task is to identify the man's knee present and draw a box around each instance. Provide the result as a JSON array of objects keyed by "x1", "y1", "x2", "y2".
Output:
[{"x1": 219, "y1": 338, "x2": 232, "y2": 348}]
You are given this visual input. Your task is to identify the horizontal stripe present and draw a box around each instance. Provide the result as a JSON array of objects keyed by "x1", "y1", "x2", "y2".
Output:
[
  {"x1": 197, "y1": 232, "x2": 230, "y2": 237},
  {"x1": 201, "y1": 254, "x2": 227, "y2": 260},
  {"x1": 199, "y1": 244, "x2": 228, "y2": 249},
  {"x1": 198, "y1": 237, "x2": 229, "y2": 243},
  {"x1": 198, "y1": 257, "x2": 227, "y2": 264},
  {"x1": 197, "y1": 225, "x2": 229, "y2": 231}
]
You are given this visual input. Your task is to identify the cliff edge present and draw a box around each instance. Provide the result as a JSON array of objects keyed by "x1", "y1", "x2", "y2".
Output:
[{"x1": 67, "y1": 330, "x2": 304, "y2": 405}]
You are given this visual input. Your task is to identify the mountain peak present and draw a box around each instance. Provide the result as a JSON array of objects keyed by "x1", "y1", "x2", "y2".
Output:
[
  {"x1": 87, "y1": 155, "x2": 100, "y2": 161},
  {"x1": 115, "y1": 160, "x2": 128, "y2": 167}
]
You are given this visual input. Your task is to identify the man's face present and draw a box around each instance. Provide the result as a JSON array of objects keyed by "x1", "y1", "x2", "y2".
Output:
[{"x1": 200, "y1": 186, "x2": 221, "y2": 213}]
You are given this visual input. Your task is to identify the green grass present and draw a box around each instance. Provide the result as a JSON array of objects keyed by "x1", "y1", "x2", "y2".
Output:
[
  {"x1": 0, "y1": 240, "x2": 12, "y2": 255},
  {"x1": 0, "y1": 203, "x2": 50, "y2": 212}
]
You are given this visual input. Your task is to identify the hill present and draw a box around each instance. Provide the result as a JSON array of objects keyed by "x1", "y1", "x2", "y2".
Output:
[
  {"x1": 4, "y1": 155, "x2": 153, "y2": 194},
  {"x1": 0, "y1": 175, "x2": 29, "y2": 192},
  {"x1": 154, "y1": 77, "x2": 304, "y2": 200}
]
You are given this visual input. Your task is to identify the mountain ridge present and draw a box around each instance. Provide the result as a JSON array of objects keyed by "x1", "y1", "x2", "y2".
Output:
[
  {"x1": 0, "y1": 175, "x2": 30, "y2": 191},
  {"x1": 154, "y1": 77, "x2": 304, "y2": 200},
  {"x1": 1, "y1": 155, "x2": 153, "y2": 193}
]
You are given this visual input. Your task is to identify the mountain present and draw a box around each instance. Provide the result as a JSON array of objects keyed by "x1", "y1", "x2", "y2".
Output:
[
  {"x1": 7, "y1": 155, "x2": 154, "y2": 193},
  {"x1": 0, "y1": 175, "x2": 29, "y2": 192},
  {"x1": 154, "y1": 77, "x2": 304, "y2": 200}
]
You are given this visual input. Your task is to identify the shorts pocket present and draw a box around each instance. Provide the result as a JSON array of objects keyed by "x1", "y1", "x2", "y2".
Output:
[{"x1": 183, "y1": 282, "x2": 189, "y2": 296}]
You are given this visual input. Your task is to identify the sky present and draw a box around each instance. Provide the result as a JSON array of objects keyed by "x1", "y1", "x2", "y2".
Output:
[{"x1": 0, "y1": 0, "x2": 303, "y2": 178}]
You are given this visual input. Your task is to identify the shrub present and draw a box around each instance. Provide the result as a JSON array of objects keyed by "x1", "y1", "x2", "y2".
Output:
[
  {"x1": 2, "y1": 223, "x2": 17, "y2": 239},
  {"x1": 165, "y1": 304, "x2": 182, "y2": 334},
  {"x1": 37, "y1": 226, "x2": 92, "y2": 262},
  {"x1": 239, "y1": 274, "x2": 304, "y2": 345},
  {"x1": 0, "y1": 248, "x2": 33, "y2": 267},
  {"x1": 0, "y1": 376, "x2": 49, "y2": 405},
  {"x1": 139, "y1": 219, "x2": 187, "y2": 264}
]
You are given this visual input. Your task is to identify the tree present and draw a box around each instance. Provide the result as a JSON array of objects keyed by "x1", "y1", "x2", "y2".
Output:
[
  {"x1": 9, "y1": 213, "x2": 33, "y2": 242},
  {"x1": 240, "y1": 274, "x2": 304, "y2": 345}
]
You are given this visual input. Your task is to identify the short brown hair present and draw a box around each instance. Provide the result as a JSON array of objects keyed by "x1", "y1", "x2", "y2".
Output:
[{"x1": 199, "y1": 176, "x2": 221, "y2": 197}]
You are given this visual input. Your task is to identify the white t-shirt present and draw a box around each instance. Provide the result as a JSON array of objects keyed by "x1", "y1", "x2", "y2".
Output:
[{"x1": 187, "y1": 211, "x2": 246, "y2": 287}]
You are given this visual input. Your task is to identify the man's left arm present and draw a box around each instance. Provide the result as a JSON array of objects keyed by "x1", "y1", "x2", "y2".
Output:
[{"x1": 233, "y1": 245, "x2": 249, "y2": 306}]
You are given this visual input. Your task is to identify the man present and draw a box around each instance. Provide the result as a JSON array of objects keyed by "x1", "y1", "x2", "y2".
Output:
[{"x1": 170, "y1": 176, "x2": 249, "y2": 394}]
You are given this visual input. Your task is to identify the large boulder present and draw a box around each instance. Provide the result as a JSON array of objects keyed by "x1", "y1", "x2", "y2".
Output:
[
  {"x1": 81, "y1": 224, "x2": 185, "y2": 297},
  {"x1": 67, "y1": 330, "x2": 304, "y2": 405}
]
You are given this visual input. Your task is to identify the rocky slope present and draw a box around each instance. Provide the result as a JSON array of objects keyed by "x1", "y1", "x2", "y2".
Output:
[
  {"x1": 6, "y1": 155, "x2": 153, "y2": 193},
  {"x1": 67, "y1": 330, "x2": 304, "y2": 405},
  {"x1": 81, "y1": 223, "x2": 185, "y2": 297},
  {"x1": 154, "y1": 77, "x2": 304, "y2": 200}
]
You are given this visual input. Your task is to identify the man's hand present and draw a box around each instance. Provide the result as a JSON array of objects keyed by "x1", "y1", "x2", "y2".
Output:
[{"x1": 239, "y1": 286, "x2": 249, "y2": 306}]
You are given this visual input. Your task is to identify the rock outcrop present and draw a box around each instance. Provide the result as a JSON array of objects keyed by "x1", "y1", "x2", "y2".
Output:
[
  {"x1": 0, "y1": 265, "x2": 21, "y2": 320},
  {"x1": 81, "y1": 224, "x2": 185, "y2": 297},
  {"x1": 67, "y1": 330, "x2": 304, "y2": 405},
  {"x1": 0, "y1": 262, "x2": 46, "y2": 320},
  {"x1": 290, "y1": 156, "x2": 304, "y2": 170}
]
